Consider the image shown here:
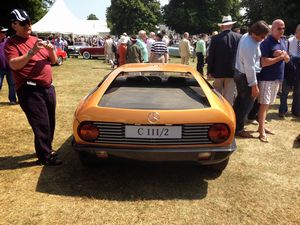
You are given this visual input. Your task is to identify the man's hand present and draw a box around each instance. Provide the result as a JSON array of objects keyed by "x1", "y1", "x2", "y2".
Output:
[
  {"x1": 251, "y1": 85, "x2": 260, "y2": 98},
  {"x1": 273, "y1": 50, "x2": 282, "y2": 57}
]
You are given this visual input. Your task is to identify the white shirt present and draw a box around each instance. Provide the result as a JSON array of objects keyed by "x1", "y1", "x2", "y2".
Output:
[
  {"x1": 235, "y1": 33, "x2": 262, "y2": 86},
  {"x1": 288, "y1": 36, "x2": 300, "y2": 57}
]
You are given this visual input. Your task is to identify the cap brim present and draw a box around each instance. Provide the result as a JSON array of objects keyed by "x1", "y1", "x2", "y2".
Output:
[{"x1": 218, "y1": 21, "x2": 236, "y2": 26}]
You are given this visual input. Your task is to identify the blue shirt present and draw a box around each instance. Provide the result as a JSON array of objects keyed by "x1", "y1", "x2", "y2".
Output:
[
  {"x1": 259, "y1": 35, "x2": 287, "y2": 81},
  {"x1": 235, "y1": 33, "x2": 261, "y2": 86}
]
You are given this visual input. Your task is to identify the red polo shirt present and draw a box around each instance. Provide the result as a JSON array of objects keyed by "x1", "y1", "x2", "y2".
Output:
[{"x1": 4, "y1": 35, "x2": 52, "y2": 90}]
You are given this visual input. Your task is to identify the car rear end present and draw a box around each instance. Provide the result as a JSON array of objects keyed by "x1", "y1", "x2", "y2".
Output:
[{"x1": 72, "y1": 64, "x2": 236, "y2": 171}]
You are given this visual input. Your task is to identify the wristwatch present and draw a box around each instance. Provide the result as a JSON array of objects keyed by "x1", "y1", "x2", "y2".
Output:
[{"x1": 27, "y1": 49, "x2": 35, "y2": 58}]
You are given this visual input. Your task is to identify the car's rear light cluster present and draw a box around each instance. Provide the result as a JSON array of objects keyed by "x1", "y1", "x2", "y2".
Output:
[
  {"x1": 78, "y1": 122, "x2": 99, "y2": 141},
  {"x1": 78, "y1": 122, "x2": 230, "y2": 144},
  {"x1": 208, "y1": 124, "x2": 230, "y2": 144}
]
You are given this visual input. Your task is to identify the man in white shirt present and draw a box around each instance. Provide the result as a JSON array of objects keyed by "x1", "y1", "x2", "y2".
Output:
[
  {"x1": 279, "y1": 24, "x2": 300, "y2": 117},
  {"x1": 234, "y1": 21, "x2": 270, "y2": 138}
]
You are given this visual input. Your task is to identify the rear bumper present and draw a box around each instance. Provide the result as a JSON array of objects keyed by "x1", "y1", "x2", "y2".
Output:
[{"x1": 72, "y1": 139, "x2": 237, "y2": 164}]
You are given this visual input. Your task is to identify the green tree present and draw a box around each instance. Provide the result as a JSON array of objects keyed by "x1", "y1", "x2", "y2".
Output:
[
  {"x1": 241, "y1": 0, "x2": 300, "y2": 34},
  {"x1": 87, "y1": 14, "x2": 99, "y2": 20},
  {"x1": 0, "y1": 0, "x2": 54, "y2": 31},
  {"x1": 106, "y1": 0, "x2": 162, "y2": 35},
  {"x1": 163, "y1": 0, "x2": 241, "y2": 34}
]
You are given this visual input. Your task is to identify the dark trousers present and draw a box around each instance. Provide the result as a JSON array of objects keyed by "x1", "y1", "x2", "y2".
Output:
[
  {"x1": 196, "y1": 52, "x2": 204, "y2": 75},
  {"x1": 17, "y1": 84, "x2": 56, "y2": 161},
  {"x1": 279, "y1": 78, "x2": 300, "y2": 115},
  {"x1": 0, "y1": 69, "x2": 17, "y2": 102},
  {"x1": 233, "y1": 72, "x2": 255, "y2": 132},
  {"x1": 248, "y1": 99, "x2": 259, "y2": 120}
]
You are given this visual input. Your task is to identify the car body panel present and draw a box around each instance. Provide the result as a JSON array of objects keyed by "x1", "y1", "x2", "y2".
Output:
[
  {"x1": 68, "y1": 42, "x2": 89, "y2": 56},
  {"x1": 79, "y1": 46, "x2": 105, "y2": 59},
  {"x1": 55, "y1": 47, "x2": 67, "y2": 65},
  {"x1": 168, "y1": 44, "x2": 195, "y2": 57}
]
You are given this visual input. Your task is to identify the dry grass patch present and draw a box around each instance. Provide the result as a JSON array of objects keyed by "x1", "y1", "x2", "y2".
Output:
[{"x1": 0, "y1": 57, "x2": 299, "y2": 225}]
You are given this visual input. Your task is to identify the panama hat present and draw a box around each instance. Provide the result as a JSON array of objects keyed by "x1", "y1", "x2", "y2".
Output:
[{"x1": 218, "y1": 15, "x2": 236, "y2": 26}]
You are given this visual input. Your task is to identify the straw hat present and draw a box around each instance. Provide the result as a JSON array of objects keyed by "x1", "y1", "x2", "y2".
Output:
[{"x1": 218, "y1": 15, "x2": 236, "y2": 26}]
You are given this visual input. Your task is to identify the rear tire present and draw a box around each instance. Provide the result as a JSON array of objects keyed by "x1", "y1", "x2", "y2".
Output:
[
  {"x1": 206, "y1": 158, "x2": 229, "y2": 172},
  {"x1": 82, "y1": 51, "x2": 91, "y2": 59},
  {"x1": 57, "y1": 56, "x2": 63, "y2": 66}
]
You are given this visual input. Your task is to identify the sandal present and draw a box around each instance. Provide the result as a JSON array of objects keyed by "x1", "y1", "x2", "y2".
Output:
[
  {"x1": 236, "y1": 130, "x2": 254, "y2": 138},
  {"x1": 265, "y1": 128, "x2": 275, "y2": 135},
  {"x1": 256, "y1": 128, "x2": 275, "y2": 135},
  {"x1": 259, "y1": 135, "x2": 269, "y2": 143}
]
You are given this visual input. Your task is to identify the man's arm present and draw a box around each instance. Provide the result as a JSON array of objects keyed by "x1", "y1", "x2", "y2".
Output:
[
  {"x1": 261, "y1": 51, "x2": 289, "y2": 67},
  {"x1": 8, "y1": 39, "x2": 57, "y2": 70}
]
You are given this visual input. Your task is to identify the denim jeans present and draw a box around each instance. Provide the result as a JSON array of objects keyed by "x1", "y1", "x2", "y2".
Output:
[
  {"x1": 0, "y1": 69, "x2": 17, "y2": 102},
  {"x1": 233, "y1": 72, "x2": 256, "y2": 132},
  {"x1": 279, "y1": 78, "x2": 300, "y2": 115}
]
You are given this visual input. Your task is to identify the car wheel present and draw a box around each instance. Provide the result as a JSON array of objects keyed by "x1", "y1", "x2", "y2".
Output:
[
  {"x1": 206, "y1": 158, "x2": 229, "y2": 172},
  {"x1": 57, "y1": 56, "x2": 63, "y2": 66},
  {"x1": 82, "y1": 51, "x2": 91, "y2": 59}
]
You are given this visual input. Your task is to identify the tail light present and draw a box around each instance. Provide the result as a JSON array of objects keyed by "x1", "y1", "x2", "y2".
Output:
[
  {"x1": 208, "y1": 124, "x2": 230, "y2": 144},
  {"x1": 78, "y1": 122, "x2": 99, "y2": 141}
]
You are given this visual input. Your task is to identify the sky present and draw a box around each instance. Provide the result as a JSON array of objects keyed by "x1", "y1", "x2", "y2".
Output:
[{"x1": 64, "y1": 0, "x2": 169, "y2": 20}]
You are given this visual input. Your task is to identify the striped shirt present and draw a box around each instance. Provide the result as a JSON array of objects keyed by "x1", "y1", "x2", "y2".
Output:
[{"x1": 151, "y1": 41, "x2": 168, "y2": 55}]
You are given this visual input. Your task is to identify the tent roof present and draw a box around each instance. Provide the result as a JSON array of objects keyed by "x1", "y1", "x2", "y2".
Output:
[{"x1": 32, "y1": 0, "x2": 110, "y2": 35}]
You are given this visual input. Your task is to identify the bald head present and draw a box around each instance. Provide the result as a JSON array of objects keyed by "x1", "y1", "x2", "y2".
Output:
[{"x1": 271, "y1": 19, "x2": 285, "y2": 40}]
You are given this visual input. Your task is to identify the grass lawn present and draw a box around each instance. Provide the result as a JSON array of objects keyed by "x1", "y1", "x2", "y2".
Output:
[{"x1": 0, "y1": 57, "x2": 299, "y2": 225}]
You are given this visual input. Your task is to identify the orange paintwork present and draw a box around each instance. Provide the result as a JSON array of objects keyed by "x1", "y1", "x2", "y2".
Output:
[{"x1": 73, "y1": 63, "x2": 236, "y2": 148}]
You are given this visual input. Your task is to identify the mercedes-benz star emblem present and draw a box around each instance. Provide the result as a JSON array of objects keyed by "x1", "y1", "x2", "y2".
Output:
[{"x1": 148, "y1": 112, "x2": 160, "y2": 124}]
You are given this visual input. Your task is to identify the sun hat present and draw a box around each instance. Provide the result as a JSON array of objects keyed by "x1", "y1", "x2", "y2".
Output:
[
  {"x1": 218, "y1": 15, "x2": 236, "y2": 26},
  {"x1": 10, "y1": 9, "x2": 31, "y2": 22}
]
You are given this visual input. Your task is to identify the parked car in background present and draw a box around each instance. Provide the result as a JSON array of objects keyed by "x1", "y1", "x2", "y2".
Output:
[
  {"x1": 168, "y1": 43, "x2": 195, "y2": 57},
  {"x1": 79, "y1": 46, "x2": 105, "y2": 59},
  {"x1": 55, "y1": 48, "x2": 67, "y2": 66},
  {"x1": 72, "y1": 63, "x2": 236, "y2": 173},
  {"x1": 67, "y1": 42, "x2": 89, "y2": 57}
]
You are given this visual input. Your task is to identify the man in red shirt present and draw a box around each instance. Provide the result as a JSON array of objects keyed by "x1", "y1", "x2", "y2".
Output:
[{"x1": 5, "y1": 9, "x2": 62, "y2": 165}]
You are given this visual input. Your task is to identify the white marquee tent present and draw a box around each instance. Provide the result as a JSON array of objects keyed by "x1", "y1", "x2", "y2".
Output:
[{"x1": 32, "y1": 0, "x2": 110, "y2": 35}]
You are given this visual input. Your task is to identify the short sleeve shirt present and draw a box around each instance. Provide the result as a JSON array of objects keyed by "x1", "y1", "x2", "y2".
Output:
[
  {"x1": 259, "y1": 35, "x2": 287, "y2": 81},
  {"x1": 5, "y1": 35, "x2": 52, "y2": 90}
]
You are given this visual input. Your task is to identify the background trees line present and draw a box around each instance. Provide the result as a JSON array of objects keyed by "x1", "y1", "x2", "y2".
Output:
[{"x1": 1, "y1": 0, "x2": 299, "y2": 35}]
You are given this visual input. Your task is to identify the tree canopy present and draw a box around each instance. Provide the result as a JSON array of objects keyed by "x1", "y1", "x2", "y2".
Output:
[
  {"x1": 106, "y1": 0, "x2": 162, "y2": 35},
  {"x1": 241, "y1": 0, "x2": 300, "y2": 34},
  {"x1": 162, "y1": 0, "x2": 241, "y2": 34},
  {"x1": 0, "y1": 0, "x2": 54, "y2": 31},
  {"x1": 87, "y1": 14, "x2": 99, "y2": 20}
]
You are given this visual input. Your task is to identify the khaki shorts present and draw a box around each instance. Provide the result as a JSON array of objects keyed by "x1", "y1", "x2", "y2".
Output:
[{"x1": 258, "y1": 80, "x2": 280, "y2": 104}]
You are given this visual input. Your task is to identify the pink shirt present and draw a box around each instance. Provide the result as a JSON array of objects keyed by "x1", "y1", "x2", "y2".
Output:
[{"x1": 5, "y1": 35, "x2": 52, "y2": 90}]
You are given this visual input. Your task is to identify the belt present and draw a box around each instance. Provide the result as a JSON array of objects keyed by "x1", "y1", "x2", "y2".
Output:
[{"x1": 26, "y1": 81, "x2": 54, "y2": 87}]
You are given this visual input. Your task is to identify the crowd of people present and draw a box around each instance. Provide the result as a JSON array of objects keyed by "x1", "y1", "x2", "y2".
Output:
[{"x1": 0, "y1": 8, "x2": 299, "y2": 166}]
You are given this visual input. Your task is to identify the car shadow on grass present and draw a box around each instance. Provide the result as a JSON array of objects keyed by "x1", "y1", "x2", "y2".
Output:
[{"x1": 35, "y1": 136, "x2": 222, "y2": 200}]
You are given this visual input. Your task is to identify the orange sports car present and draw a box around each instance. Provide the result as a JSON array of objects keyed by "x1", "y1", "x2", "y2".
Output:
[{"x1": 72, "y1": 63, "x2": 236, "y2": 172}]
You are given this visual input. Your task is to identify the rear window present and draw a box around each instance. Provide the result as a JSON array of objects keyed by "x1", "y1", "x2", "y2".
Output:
[{"x1": 98, "y1": 71, "x2": 210, "y2": 110}]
